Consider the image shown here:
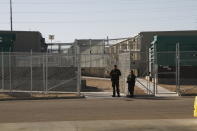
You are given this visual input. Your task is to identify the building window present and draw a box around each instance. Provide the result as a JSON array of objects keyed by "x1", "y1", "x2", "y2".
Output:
[
  {"x1": 131, "y1": 53, "x2": 141, "y2": 61},
  {"x1": 114, "y1": 46, "x2": 116, "y2": 53},
  {"x1": 0, "y1": 37, "x2": 2, "y2": 43}
]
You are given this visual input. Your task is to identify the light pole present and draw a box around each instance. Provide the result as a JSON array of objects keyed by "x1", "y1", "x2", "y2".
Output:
[{"x1": 10, "y1": 0, "x2": 13, "y2": 31}]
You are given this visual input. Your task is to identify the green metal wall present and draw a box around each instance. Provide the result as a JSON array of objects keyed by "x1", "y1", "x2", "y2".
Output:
[{"x1": 151, "y1": 36, "x2": 197, "y2": 66}]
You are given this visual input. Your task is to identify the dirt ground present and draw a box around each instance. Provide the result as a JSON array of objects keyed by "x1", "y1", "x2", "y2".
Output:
[{"x1": 83, "y1": 77, "x2": 146, "y2": 95}]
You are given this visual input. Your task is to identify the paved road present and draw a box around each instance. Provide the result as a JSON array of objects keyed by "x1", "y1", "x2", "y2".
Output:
[{"x1": 0, "y1": 96, "x2": 195, "y2": 123}]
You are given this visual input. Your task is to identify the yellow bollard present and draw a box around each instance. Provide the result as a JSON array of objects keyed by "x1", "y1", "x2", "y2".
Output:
[{"x1": 194, "y1": 96, "x2": 197, "y2": 117}]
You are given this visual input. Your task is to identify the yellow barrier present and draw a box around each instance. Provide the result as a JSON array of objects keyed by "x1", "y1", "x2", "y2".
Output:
[{"x1": 194, "y1": 96, "x2": 197, "y2": 117}]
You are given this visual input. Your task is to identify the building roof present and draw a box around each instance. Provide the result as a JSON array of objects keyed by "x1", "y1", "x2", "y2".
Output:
[
  {"x1": 139, "y1": 30, "x2": 197, "y2": 35},
  {"x1": 0, "y1": 30, "x2": 43, "y2": 37}
]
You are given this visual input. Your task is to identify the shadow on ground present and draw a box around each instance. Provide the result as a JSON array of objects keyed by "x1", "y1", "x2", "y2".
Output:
[
  {"x1": 81, "y1": 86, "x2": 104, "y2": 92},
  {"x1": 0, "y1": 92, "x2": 82, "y2": 100},
  {"x1": 124, "y1": 95, "x2": 181, "y2": 100},
  {"x1": 6, "y1": 92, "x2": 32, "y2": 98}
]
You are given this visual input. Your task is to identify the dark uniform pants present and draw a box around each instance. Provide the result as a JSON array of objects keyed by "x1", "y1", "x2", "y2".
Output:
[
  {"x1": 112, "y1": 80, "x2": 120, "y2": 96},
  {"x1": 128, "y1": 83, "x2": 135, "y2": 96}
]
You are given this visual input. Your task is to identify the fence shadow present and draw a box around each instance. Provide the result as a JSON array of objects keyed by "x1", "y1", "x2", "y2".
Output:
[
  {"x1": 4, "y1": 92, "x2": 32, "y2": 98},
  {"x1": 81, "y1": 86, "x2": 104, "y2": 92},
  {"x1": 126, "y1": 95, "x2": 179, "y2": 100}
]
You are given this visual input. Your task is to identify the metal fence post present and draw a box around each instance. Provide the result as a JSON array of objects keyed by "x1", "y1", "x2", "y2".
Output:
[
  {"x1": 176, "y1": 44, "x2": 178, "y2": 94},
  {"x1": 176, "y1": 43, "x2": 180, "y2": 95},
  {"x1": 9, "y1": 49, "x2": 12, "y2": 92},
  {"x1": 102, "y1": 39, "x2": 105, "y2": 69},
  {"x1": 30, "y1": 50, "x2": 33, "y2": 95},
  {"x1": 43, "y1": 53, "x2": 45, "y2": 93},
  {"x1": 128, "y1": 40, "x2": 132, "y2": 96},
  {"x1": 153, "y1": 43, "x2": 157, "y2": 96},
  {"x1": 1, "y1": 51, "x2": 4, "y2": 90},
  {"x1": 89, "y1": 39, "x2": 92, "y2": 67},
  {"x1": 146, "y1": 74, "x2": 149, "y2": 95},
  {"x1": 45, "y1": 52, "x2": 48, "y2": 94},
  {"x1": 76, "y1": 45, "x2": 81, "y2": 96},
  {"x1": 74, "y1": 41, "x2": 78, "y2": 67},
  {"x1": 178, "y1": 44, "x2": 180, "y2": 95}
]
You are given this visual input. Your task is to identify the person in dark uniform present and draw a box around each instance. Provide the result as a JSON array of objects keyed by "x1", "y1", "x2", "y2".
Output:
[
  {"x1": 127, "y1": 70, "x2": 136, "y2": 97},
  {"x1": 110, "y1": 65, "x2": 121, "y2": 97}
]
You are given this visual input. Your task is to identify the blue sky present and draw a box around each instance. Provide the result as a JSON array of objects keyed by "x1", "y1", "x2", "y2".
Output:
[{"x1": 0, "y1": 0, "x2": 197, "y2": 42}]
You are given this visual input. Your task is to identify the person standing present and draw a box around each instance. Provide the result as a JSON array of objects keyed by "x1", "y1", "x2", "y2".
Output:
[
  {"x1": 110, "y1": 65, "x2": 121, "y2": 97},
  {"x1": 127, "y1": 70, "x2": 136, "y2": 97}
]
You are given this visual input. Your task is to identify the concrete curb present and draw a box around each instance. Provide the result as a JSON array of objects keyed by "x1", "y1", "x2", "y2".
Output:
[
  {"x1": 1, "y1": 119, "x2": 197, "y2": 131},
  {"x1": 0, "y1": 95, "x2": 85, "y2": 101}
]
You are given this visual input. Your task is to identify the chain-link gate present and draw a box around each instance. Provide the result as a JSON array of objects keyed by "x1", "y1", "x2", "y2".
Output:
[
  {"x1": 78, "y1": 39, "x2": 155, "y2": 96},
  {"x1": 118, "y1": 51, "x2": 154, "y2": 96}
]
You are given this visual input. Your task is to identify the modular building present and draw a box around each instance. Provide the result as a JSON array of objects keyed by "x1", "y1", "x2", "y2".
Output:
[
  {"x1": 0, "y1": 31, "x2": 47, "y2": 52},
  {"x1": 0, "y1": 32, "x2": 15, "y2": 52},
  {"x1": 124, "y1": 30, "x2": 197, "y2": 76},
  {"x1": 150, "y1": 35, "x2": 197, "y2": 84}
]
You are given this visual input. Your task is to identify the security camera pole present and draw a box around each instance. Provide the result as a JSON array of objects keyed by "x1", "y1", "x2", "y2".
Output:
[
  {"x1": 10, "y1": 0, "x2": 13, "y2": 31},
  {"x1": 49, "y1": 35, "x2": 55, "y2": 53}
]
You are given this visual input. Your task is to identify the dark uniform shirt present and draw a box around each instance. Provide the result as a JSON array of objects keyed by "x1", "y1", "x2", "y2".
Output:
[
  {"x1": 127, "y1": 74, "x2": 136, "y2": 84},
  {"x1": 110, "y1": 69, "x2": 121, "y2": 81}
]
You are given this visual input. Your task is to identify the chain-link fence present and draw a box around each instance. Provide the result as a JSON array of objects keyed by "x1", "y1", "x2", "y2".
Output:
[
  {"x1": 154, "y1": 51, "x2": 177, "y2": 94},
  {"x1": 153, "y1": 48, "x2": 197, "y2": 95},
  {"x1": 178, "y1": 50, "x2": 197, "y2": 95},
  {"x1": 0, "y1": 49, "x2": 81, "y2": 95}
]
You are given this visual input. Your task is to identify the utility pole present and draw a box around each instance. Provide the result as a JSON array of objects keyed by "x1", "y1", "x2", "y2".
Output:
[{"x1": 10, "y1": 0, "x2": 13, "y2": 31}]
